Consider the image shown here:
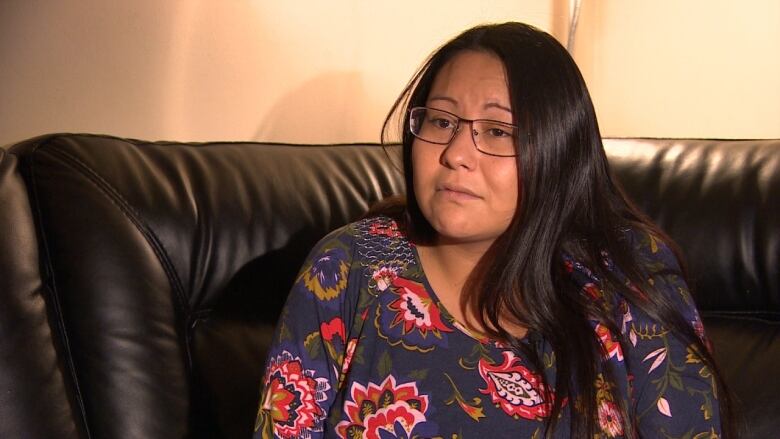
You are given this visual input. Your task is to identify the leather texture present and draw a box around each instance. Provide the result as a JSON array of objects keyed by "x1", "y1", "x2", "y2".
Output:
[
  {"x1": 607, "y1": 138, "x2": 780, "y2": 439},
  {"x1": 0, "y1": 148, "x2": 83, "y2": 438},
  {"x1": 607, "y1": 139, "x2": 780, "y2": 314},
  {"x1": 8, "y1": 134, "x2": 403, "y2": 439},
  {"x1": 1, "y1": 134, "x2": 778, "y2": 438}
]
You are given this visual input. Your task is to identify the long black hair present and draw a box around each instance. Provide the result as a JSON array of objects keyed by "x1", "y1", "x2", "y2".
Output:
[{"x1": 378, "y1": 22, "x2": 733, "y2": 438}]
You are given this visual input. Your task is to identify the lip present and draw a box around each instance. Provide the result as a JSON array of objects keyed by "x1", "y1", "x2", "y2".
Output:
[{"x1": 437, "y1": 183, "x2": 481, "y2": 199}]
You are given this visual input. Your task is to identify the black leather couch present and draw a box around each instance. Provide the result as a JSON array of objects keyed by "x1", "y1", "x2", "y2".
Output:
[{"x1": 1, "y1": 134, "x2": 778, "y2": 438}]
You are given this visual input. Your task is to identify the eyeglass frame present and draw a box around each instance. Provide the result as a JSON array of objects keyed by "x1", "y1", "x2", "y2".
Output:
[{"x1": 408, "y1": 106, "x2": 528, "y2": 157}]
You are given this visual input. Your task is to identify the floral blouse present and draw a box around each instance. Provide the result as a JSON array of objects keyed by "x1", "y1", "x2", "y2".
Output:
[{"x1": 253, "y1": 216, "x2": 720, "y2": 438}]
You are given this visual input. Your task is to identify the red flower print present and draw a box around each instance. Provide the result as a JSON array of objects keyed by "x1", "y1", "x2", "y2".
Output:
[
  {"x1": 597, "y1": 399, "x2": 624, "y2": 437},
  {"x1": 372, "y1": 266, "x2": 399, "y2": 292},
  {"x1": 582, "y1": 282, "x2": 602, "y2": 300},
  {"x1": 362, "y1": 401, "x2": 425, "y2": 439},
  {"x1": 388, "y1": 277, "x2": 452, "y2": 338},
  {"x1": 336, "y1": 375, "x2": 432, "y2": 439},
  {"x1": 369, "y1": 220, "x2": 403, "y2": 238},
  {"x1": 261, "y1": 351, "x2": 330, "y2": 438},
  {"x1": 478, "y1": 351, "x2": 553, "y2": 420},
  {"x1": 595, "y1": 323, "x2": 624, "y2": 362},
  {"x1": 341, "y1": 338, "x2": 357, "y2": 375},
  {"x1": 320, "y1": 317, "x2": 346, "y2": 343},
  {"x1": 376, "y1": 277, "x2": 452, "y2": 351}
]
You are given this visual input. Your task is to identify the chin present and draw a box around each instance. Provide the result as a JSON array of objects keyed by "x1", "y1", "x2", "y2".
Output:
[
  {"x1": 430, "y1": 222, "x2": 499, "y2": 246},
  {"x1": 421, "y1": 205, "x2": 510, "y2": 246}
]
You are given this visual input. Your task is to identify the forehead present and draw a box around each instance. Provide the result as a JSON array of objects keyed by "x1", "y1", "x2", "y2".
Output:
[{"x1": 428, "y1": 50, "x2": 509, "y2": 101}]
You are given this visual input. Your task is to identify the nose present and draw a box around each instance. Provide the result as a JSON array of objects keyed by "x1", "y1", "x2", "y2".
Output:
[{"x1": 440, "y1": 121, "x2": 478, "y2": 170}]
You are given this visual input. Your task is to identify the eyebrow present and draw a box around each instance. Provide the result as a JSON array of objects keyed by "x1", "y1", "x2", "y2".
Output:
[{"x1": 427, "y1": 96, "x2": 512, "y2": 114}]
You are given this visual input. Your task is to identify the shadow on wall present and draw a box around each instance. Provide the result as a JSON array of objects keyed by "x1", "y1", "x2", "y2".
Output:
[{"x1": 253, "y1": 71, "x2": 384, "y2": 144}]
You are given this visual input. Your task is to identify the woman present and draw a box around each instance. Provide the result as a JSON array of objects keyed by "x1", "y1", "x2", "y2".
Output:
[{"x1": 254, "y1": 22, "x2": 731, "y2": 438}]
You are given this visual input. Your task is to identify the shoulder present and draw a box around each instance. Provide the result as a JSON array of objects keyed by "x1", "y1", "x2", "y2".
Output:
[
  {"x1": 562, "y1": 227, "x2": 684, "y2": 285},
  {"x1": 316, "y1": 215, "x2": 406, "y2": 244},
  {"x1": 302, "y1": 215, "x2": 415, "y2": 278},
  {"x1": 349, "y1": 215, "x2": 417, "y2": 269},
  {"x1": 299, "y1": 222, "x2": 359, "y2": 274},
  {"x1": 618, "y1": 227, "x2": 684, "y2": 276},
  {"x1": 564, "y1": 227, "x2": 695, "y2": 317},
  {"x1": 304, "y1": 215, "x2": 402, "y2": 255},
  {"x1": 603, "y1": 227, "x2": 693, "y2": 308},
  {"x1": 614, "y1": 228, "x2": 706, "y2": 337}
]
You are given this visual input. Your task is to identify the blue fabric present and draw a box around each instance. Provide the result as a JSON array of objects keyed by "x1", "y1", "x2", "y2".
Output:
[{"x1": 253, "y1": 216, "x2": 720, "y2": 438}]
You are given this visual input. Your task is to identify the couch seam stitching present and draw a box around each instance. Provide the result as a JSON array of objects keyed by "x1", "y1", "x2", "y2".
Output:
[
  {"x1": 22, "y1": 135, "x2": 93, "y2": 439},
  {"x1": 44, "y1": 146, "x2": 194, "y2": 373},
  {"x1": 47, "y1": 146, "x2": 191, "y2": 307}
]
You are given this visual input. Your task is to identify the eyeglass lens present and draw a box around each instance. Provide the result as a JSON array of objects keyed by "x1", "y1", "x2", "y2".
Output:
[{"x1": 410, "y1": 107, "x2": 518, "y2": 157}]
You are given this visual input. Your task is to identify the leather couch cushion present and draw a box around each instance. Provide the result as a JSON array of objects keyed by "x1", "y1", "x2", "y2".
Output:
[
  {"x1": 606, "y1": 138, "x2": 780, "y2": 437},
  {"x1": 11, "y1": 134, "x2": 403, "y2": 438},
  {"x1": 7, "y1": 134, "x2": 779, "y2": 438},
  {"x1": 0, "y1": 148, "x2": 82, "y2": 438},
  {"x1": 606, "y1": 138, "x2": 780, "y2": 314}
]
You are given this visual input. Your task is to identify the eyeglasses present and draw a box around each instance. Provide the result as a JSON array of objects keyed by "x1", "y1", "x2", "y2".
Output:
[{"x1": 408, "y1": 106, "x2": 523, "y2": 157}]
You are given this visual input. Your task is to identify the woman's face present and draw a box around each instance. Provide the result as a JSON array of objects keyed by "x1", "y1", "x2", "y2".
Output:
[{"x1": 412, "y1": 50, "x2": 519, "y2": 248}]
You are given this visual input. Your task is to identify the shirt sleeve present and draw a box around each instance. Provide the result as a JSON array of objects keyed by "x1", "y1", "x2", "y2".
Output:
[
  {"x1": 625, "y1": 232, "x2": 722, "y2": 438},
  {"x1": 253, "y1": 225, "x2": 359, "y2": 439}
]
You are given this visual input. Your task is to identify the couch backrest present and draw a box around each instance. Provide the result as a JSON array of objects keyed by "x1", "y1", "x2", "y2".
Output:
[
  {"x1": 606, "y1": 138, "x2": 780, "y2": 316},
  {"x1": 0, "y1": 147, "x2": 83, "y2": 438},
  {"x1": 605, "y1": 138, "x2": 780, "y2": 438},
  {"x1": 10, "y1": 134, "x2": 404, "y2": 438},
  {"x1": 5, "y1": 134, "x2": 779, "y2": 438}
]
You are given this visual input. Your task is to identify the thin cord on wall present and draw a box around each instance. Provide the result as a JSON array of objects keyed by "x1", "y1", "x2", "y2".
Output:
[{"x1": 567, "y1": 0, "x2": 583, "y2": 52}]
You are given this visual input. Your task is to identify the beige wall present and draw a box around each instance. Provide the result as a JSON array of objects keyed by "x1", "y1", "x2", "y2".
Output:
[
  {"x1": 573, "y1": 0, "x2": 780, "y2": 139},
  {"x1": 1, "y1": 1, "x2": 777, "y2": 147}
]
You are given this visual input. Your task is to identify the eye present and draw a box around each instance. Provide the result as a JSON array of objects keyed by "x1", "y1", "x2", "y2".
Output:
[
  {"x1": 486, "y1": 127, "x2": 511, "y2": 137},
  {"x1": 428, "y1": 117, "x2": 455, "y2": 129}
]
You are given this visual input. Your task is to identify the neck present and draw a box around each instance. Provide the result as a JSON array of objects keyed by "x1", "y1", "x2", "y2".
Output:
[
  {"x1": 417, "y1": 236, "x2": 492, "y2": 297},
  {"x1": 417, "y1": 235, "x2": 528, "y2": 339}
]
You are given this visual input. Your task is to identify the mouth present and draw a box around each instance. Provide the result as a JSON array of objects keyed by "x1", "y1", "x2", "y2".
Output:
[{"x1": 437, "y1": 183, "x2": 481, "y2": 199}]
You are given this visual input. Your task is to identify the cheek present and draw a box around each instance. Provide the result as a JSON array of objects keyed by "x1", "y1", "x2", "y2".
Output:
[
  {"x1": 490, "y1": 162, "x2": 520, "y2": 215},
  {"x1": 411, "y1": 143, "x2": 422, "y2": 182},
  {"x1": 411, "y1": 142, "x2": 436, "y2": 193}
]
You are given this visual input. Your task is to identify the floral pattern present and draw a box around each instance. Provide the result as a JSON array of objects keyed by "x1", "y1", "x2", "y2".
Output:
[
  {"x1": 334, "y1": 375, "x2": 433, "y2": 439},
  {"x1": 375, "y1": 276, "x2": 453, "y2": 352},
  {"x1": 372, "y1": 266, "x2": 399, "y2": 292},
  {"x1": 595, "y1": 374, "x2": 624, "y2": 437},
  {"x1": 258, "y1": 351, "x2": 331, "y2": 438},
  {"x1": 595, "y1": 323, "x2": 624, "y2": 362},
  {"x1": 598, "y1": 400, "x2": 624, "y2": 437},
  {"x1": 254, "y1": 217, "x2": 722, "y2": 438},
  {"x1": 301, "y1": 247, "x2": 349, "y2": 301},
  {"x1": 478, "y1": 351, "x2": 552, "y2": 420}
]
